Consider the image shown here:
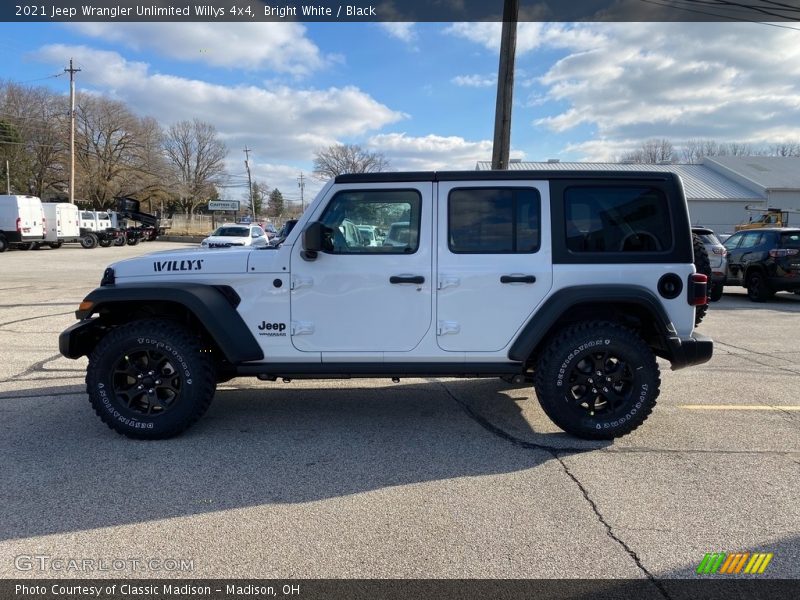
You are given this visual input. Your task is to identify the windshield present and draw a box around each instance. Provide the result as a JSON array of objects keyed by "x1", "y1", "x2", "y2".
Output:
[{"x1": 213, "y1": 226, "x2": 249, "y2": 237}]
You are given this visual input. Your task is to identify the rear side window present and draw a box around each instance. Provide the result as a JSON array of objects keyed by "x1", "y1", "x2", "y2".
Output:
[
  {"x1": 565, "y1": 187, "x2": 672, "y2": 253},
  {"x1": 448, "y1": 187, "x2": 540, "y2": 254},
  {"x1": 780, "y1": 233, "x2": 800, "y2": 248}
]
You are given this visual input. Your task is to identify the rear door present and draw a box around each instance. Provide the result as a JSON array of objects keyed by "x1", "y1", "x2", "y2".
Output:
[{"x1": 436, "y1": 181, "x2": 553, "y2": 352}]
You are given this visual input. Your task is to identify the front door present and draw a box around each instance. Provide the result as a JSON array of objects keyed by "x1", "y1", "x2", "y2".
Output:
[{"x1": 290, "y1": 183, "x2": 433, "y2": 353}]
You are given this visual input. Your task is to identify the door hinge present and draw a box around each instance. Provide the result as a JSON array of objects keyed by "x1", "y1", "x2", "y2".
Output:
[
  {"x1": 437, "y1": 320, "x2": 460, "y2": 336},
  {"x1": 437, "y1": 275, "x2": 460, "y2": 290},
  {"x1": 290, "y1": 276, "x2": 314, "y2": 290},
  {"x1": 291, "y1": 321, "x2": 315, "y2": 336}
]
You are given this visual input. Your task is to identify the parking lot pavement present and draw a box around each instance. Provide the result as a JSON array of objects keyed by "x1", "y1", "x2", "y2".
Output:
[{"x1": 0, "y1": 242, "x2": 798, "y2": 580}]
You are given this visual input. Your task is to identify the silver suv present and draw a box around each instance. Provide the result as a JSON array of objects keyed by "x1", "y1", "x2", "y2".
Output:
[{"x1": 692, "y1": 226, "x2": 727, "y2": 301}]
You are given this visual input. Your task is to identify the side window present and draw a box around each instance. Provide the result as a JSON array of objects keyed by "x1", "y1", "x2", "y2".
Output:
[
  {"x1": 723, "y1": 233, "x2": 743, "y2": 251},
  {"x1": 318, "y1": 189, "x2": 421, "y2": 254},
  {"x1": 252, "y1": 226, "x2": 265, "y2": 238},
  {"x1": 739, "y1": 232, "x2": 762, "y2": 249},
  {"x1": 81, "y1": 211, "x2": 93, "y2": 220},
  {"x1": 565, "y1": 186, "x2": 672, "y2": 253},
  {"x1": 448, "y1": 187, "x2": 540, "y2": 254}
]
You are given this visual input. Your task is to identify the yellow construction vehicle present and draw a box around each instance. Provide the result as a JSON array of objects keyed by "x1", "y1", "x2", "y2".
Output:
[{"x1": 735, "y1": 205, "x2": 800, "y2": 231}]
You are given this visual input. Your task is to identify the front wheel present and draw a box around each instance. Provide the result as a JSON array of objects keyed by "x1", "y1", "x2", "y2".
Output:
[
  {"x1": 534, "y1": 321, "x2": 660, "y2": 440},
  {"x1": 86, "y1": 319, "x2": 216, "y2": 439},
  {"x1": 80, "y1": 233, "x2": 99, "y2": 249}
]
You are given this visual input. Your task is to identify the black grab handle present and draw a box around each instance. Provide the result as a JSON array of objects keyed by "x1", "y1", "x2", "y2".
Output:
[
  {"x1": 390, "y1": 275, "x2": 425, "y2": 285},
  {"x1": 500, "y1": 275, "x2": 536, "y2": 284}
]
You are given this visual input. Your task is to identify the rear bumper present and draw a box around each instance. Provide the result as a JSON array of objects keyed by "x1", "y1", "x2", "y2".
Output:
[{"x1": 666, "y1": 332, "x2": 713, "y2": 371}]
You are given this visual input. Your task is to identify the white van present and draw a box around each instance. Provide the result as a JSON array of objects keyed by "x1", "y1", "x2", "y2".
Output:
[
  {"x1": 41, "y1": 202, "x2": 81, "y2": 249},
  {"x1": 0, "y1": 194, "x2": 45, "y2": 252}
]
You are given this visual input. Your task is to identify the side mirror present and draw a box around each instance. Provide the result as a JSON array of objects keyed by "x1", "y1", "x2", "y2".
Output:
[{"x1": 301, "y1": 221, "x2": 324, "y2": 260}]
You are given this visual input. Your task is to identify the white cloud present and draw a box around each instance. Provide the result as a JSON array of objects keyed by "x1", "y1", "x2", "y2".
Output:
[
  {"x1": 69, "y1": 22, "x2": 328, "y2": 75},
  {"x1": 451, "y1": 74, "x2": 496, "y2": 88},
  {"x1": 378, "y1": 23, "x2": 417, "y2": 44},
  {"x1": 32, "y1": 44, "x2": 405, "y2": 163},
  {"x1": 451, "y1": 22, "x2": 800, "y2": 159},
  {"x1": 367, "y1": 133, "x2": 499, "y2": 171}
]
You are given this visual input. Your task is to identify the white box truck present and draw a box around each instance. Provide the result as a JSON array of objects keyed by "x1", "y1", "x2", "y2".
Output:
[
  {"x1": 40, "y1": 202, "x2": 82, "y2": 249},
  {"x1": 0, "y1": 194, "x2": 45, "y2": 252}
]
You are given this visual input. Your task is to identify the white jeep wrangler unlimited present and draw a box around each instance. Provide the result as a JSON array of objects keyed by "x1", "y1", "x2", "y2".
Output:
[{"x1": 60, "y1": 170, "x2": 712, "y2": 440}]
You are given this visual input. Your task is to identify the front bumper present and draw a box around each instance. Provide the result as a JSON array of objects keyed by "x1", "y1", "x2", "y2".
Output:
[
  {"x1": 59, "y1": 319, "x2": 103, "y2": 359},
  {"x1": 666, "y1": 332, "x2": 713, "y2": 371}
]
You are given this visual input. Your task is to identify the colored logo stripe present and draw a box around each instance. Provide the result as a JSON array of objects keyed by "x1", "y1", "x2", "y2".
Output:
[{"x1": 697, "y1": 552, "x2": 773, "y2": 575}]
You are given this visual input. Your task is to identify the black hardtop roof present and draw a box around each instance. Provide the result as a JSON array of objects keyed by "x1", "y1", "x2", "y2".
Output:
[{"x1": 334, "y1": 170, "x2": 679, "y2": 184}]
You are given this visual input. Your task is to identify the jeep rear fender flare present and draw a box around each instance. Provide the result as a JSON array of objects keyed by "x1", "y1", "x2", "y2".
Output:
[
  {"x1": 75, "y1": 283, "x2": 264, "y2": 364},
  {"x1": 508, "y1": 285, "x2": 674, "y2": 362}
]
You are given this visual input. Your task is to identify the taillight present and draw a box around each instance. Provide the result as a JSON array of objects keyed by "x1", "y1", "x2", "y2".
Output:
[
  {"x1": 712, "y1": 247, "x2": 726, "y2": 255},
  {"x1": 16, "y1": 217, "x2": 21, "y2": 232},
  {"x1": 688, "y1": 273, "x2": 708, "y2": 306},
  {"x1": 769, "y1": 249, "x2": 800, "y2": 258}
]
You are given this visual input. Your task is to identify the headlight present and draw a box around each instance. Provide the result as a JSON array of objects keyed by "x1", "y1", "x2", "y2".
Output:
[{"x1": 200, "y1": 240, "x2": 208, "y2": 247}]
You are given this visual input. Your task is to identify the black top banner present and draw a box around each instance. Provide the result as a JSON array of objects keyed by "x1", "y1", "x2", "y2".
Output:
[{"x1": 4, "y1": 0, "x2": 800, "y2": 22}]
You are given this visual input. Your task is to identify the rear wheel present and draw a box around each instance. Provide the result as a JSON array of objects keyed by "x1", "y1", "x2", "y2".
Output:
[
  {"x1": 113, "y1": 234, "x2": 126, "y2": 246},
  {"x1": 80, "y1": 232, "x2": 99, "y2": 249},
  {"x1": 746, "y1": 270, "x2": 774, "y2": 302},
  {"x1": 127, "y1": 236, "x2": 140, "y2": 246},
  {"x1": 98, "y1": 238, "x2": 112, "y2": 248},
  {"x1": 534, "y1": 321, "x2": 660, "y2": 440},
  {"x1": 0, "y1": 235, "x2": 8, "y2": 252},
  {"x1": 49, "y1": 241, "x2": 63, "y2": 249},
  {"x1": 86, "y1": 319, "x2": 216, "y2": 439},
  {"x1": 693, "y1": 233, "x2": 712, "y2": 325},
  {"x1": 709, "y1": 283, "x2": 724, "y2": 302}
]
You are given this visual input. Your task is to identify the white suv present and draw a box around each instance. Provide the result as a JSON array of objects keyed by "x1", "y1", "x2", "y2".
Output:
[
  {"x1": 61, "y1": 170, "x2": 712, "y2": 440},
  {"x1": 201, "y1": 223, "x2": 269, "y2": 248}
]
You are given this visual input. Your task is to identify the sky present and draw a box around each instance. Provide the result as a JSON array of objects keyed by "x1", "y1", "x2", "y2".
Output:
[{"x1": 1, "y1": 20, "x2": 799, "y2": 206}]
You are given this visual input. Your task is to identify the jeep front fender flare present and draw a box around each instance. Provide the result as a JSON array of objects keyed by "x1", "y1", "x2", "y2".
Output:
[
  {"x1": 508, "y1": 285, "x2": 674, "y2": 362},
  {"x1": 61, "y1": 283, "x2": 264, "y2": 364}
]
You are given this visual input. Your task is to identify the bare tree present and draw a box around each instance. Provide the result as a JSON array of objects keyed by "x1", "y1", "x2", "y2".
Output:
[
  {"x1": 312, "y1": 143, "x2": 389, "y2": 179},
  {"x1": 0, "y1": 82, "x2": 66, "y2": 197},
  {"x1": 619, "y1": 138, "x2": 676, "y2": 164},
  {"x1": 768, "y1": 142, "x2": 800, "y2": 157},
  {"x1": 163, "y1": 119, "x2": 227, "y2": 214}
]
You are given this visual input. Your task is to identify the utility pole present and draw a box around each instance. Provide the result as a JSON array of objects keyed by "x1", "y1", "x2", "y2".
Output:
[
  {"x1": 5, "y1": 160, "x2": 10, "y2": 194},
  {"x1": 297, "y1": 172, "x2": 306, "y2": 213},
  {"x1": 65, "y1": 58, "x2": 81, "y2": 203},
  {"x1": 243, "y1": 146, "x2": 254, "y2": 218},
  {"x1": 491, "y1": 0, "x2": 518, "y2": 170}
]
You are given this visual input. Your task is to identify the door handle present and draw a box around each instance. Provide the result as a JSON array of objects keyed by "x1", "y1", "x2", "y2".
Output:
[
  {"x1": 390, "y1": 275, "x2": 425, "y2": 285},
  {"x1": 500, "y1": 275, "x2": 536, "y2": 284}
]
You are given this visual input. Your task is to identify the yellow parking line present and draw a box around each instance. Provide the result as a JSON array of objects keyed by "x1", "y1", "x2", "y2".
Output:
[{"x1": 680, "y1": 405, "x2": 800, "y2": 411}]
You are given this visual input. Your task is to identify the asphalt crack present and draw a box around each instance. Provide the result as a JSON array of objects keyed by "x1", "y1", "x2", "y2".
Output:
[{"x1": 437, "y1": 380, "x2": 671, "y2": 596}]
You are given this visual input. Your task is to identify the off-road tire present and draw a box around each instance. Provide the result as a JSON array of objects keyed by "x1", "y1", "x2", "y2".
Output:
[
  {"x1": 534, "y1": 321, "x2": 660, "y2": 440},
  {"x1": 693, "y1": 233, "x2": 712, "y2": 326},
  {"x1": 113, "y1": 234, "x2": 126, "y2": 247},
  {"x1": 746, "y1": 270, "x2": 774, "y2": 302},
  {"x1": 86, "y1": 319, "x2": 216, "y2": 439},
  {"x1": 0, "y1": 235, "x2": 7, "y2": 252},
  {"x1": 98, "y1": 238, "x2": 112, "y2": 248},
  {"x1": 80, "y1": 232, "x2": 99, "y2": 249}
]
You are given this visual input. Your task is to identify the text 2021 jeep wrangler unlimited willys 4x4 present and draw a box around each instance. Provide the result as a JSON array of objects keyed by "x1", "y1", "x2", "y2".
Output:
[{"x1": 60, "y1": 171, "x2": 713, "y2": 440}]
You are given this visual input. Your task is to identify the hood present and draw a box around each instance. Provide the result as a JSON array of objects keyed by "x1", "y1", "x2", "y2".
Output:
[
  {"x1": 111, "y1": 247, "x2": 251, "y2": 279},
  {"x1": 202, "y1": 235, "x2": 250, "y2": 247}
]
